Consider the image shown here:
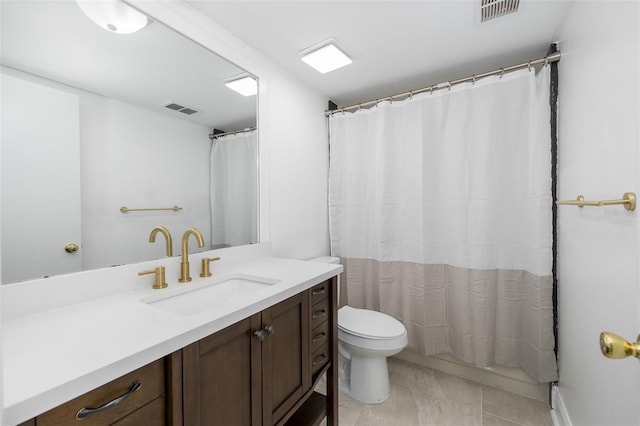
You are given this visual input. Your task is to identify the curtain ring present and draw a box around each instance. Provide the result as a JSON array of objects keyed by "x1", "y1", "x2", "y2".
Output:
[
  {"x1": 472, "y1": 75, "x2": 476, "y2": 85},
  {"x1": 544, "y1": 58, "x2": 549, "y2": 67},
  {"x1": 357, "y1": 104, "x2": 362, "y2": 112},
  {"x1": 447, "y1": 81, "x2": 452, "y2": 91},
  {"x1": 500, "y1": 68, "x2": 504, "y2": 79},
  {"x1": 409, "y1": 91, "x2": 413, "y2": 100},
  {"x1": 528, "y1": 61, "x2": 532, "y2": 72},
  {"x1": 429, "y1": 86, "x2": 433, "y2": 94}
]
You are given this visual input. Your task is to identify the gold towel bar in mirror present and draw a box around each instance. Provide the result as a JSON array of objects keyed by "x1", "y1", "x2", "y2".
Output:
[
  {"x1": 556, "y1": 192, "x2": 636, "y2": 211},
  {"x1": 120, "y1": 205, "x2": 183, "y2": 213}
]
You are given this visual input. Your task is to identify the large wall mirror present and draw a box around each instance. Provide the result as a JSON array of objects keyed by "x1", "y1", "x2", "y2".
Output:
[{"x1": 1, "y1": 0, "x2": 258, "y2": 284}]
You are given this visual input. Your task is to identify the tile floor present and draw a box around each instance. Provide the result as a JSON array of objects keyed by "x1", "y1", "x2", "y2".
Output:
[{"x1": 319, "y1": 358, "x2": 553, "y2": 426}]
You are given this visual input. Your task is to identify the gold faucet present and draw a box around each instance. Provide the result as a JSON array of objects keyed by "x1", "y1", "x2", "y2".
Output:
[
  {"x1": 179, "y1": 227, "x2": 205, "y2": 283},
  {"x1": 149, "y1": 226, "x2": 173, "y2": 257}
]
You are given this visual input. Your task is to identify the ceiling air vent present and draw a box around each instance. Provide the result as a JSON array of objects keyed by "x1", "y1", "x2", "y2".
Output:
[
  {"x1": 162, "y1": 102, "x2": 201, "y2": 115},
  {"x1": 481, "y1": 0, "x2": 520, "y2": 23}
]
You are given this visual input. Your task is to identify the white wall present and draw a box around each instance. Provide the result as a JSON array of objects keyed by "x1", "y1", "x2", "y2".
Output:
[
  {"x1": 130, "y1": 1, "x2": 331, "y2": 261},
  {"x1": 80, "y1": 94, "x2": 212, "y2": 269},
  {"x1": 555, "y1": 2, "x2": 639, "y2": 425},
  {"x1": 265, "y1": 71, "x2": 330, "y2": 259},
  {"x1": 1, "y1": 68, "x2": 214, "y2": 273}
]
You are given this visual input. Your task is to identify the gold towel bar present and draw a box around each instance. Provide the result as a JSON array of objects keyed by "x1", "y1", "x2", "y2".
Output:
[
  {"x1": 556, "y1": 192, "x2": 636, "y2": 211},
  {"x1": 120, "y1": 205, "x2": 183, "y2": 213}
]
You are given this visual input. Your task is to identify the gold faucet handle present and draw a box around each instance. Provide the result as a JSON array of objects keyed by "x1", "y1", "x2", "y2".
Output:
[
  {"x1": 139, "y1": 266, "x2": 168, "y2": 289},
  {"x1": 200, "y1": 257, "x2": 221, "y2": 278}
]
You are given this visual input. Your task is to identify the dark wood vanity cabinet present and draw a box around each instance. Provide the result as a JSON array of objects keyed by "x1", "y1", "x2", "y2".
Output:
[
  {"x1": 180, "y1": 278, "x2": 338, "y2": 426},
  {"x1": 14, "y1": 278, "x2": 338, "y2": 426}
]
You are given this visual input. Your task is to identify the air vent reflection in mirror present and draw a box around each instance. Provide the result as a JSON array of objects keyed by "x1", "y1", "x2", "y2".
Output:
[{"x1": 161, "y1": 101, "x2": 201, "y2": 115}]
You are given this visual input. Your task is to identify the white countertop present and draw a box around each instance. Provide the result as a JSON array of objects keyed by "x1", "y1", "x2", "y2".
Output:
[{"x1": 1, "y1": 243, "x2": 342, "y2": 425}]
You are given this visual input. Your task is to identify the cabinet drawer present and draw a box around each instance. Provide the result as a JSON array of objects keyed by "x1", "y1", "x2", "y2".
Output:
[
  {"x1": 112, "y1": 396, "x2": 165, "y2": 426},
  {"x1": 38, "y1": 359, "x2": 165, "y2": 426},
  {"x1": 310, "y1": 344, "x2": 330, "y2": 378},
  {"x1": 310, "y1": 281, "x2": 330, "y2": 306},
  {"x1": 310, "y1": 298, "x2": 329, "y2": 330},
  {"x1": 310, "y1": 320, "x2": 329, "y2": 354}
]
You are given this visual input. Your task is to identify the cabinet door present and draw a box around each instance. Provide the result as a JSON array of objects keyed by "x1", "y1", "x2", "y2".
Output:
[
  {"x1": 182, "y1": 314, "x2": 262, "y2": 426},
  {"x1": 261, "y1": 292, "x2": 310, "y2": 424}
]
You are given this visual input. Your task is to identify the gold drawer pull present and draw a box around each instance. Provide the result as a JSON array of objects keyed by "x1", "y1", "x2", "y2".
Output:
[
  {"x1": 312, "y1": 287, "x2": 326, "y2": 295},
  {"x1": 312, "y1": 354, "x2": 327, "y2": 367},
  {"x1": 76, "y1": 380, "x2": 141, "y2": 420},
  {"x1": 312, "y1": 309, "x2": 327, "y2": 320},
  {"x1": 312, "y1": 332, "x2": 327, "y2": 343}
]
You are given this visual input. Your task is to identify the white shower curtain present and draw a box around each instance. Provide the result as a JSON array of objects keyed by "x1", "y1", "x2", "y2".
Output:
[
  {"x1": 210, "y1": 130, "x2": 258, "y2": 248},
  {"x1": 329, "y1": 67, "x2": 557, "y2": 382}
]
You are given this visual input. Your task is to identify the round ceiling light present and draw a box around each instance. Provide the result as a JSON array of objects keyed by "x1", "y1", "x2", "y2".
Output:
[{"x1": 76, "y1": 0, "x2": 148, "y2": 35}]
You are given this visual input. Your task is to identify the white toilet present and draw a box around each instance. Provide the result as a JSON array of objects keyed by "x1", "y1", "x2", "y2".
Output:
[
  {"x1": 338, "y1": 305, "x2": 408, "y2": 403},
  {"x1": 310, "y1": 256, "x2": 408, "y2": 404}
]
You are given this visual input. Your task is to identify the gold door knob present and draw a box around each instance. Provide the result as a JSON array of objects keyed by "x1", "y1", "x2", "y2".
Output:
[
  {"x1": 599, "y1": 331, "x2": 640, "y2": 359},
  {"x1": 65, "y1": 243, "x2": 79, "y2": 253}
]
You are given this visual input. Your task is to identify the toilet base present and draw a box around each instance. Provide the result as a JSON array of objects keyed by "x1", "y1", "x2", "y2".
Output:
[{"x1": 340, "y1": 352, "x2": 391, "y2": 404}]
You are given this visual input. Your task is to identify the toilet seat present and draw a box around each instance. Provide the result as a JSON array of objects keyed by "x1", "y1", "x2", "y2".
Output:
[{"x1": 338, "y1": 306, "x2": 406, "y2": 340}]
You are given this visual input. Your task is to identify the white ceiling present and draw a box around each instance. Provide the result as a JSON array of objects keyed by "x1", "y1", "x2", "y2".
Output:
[
  {"x1": 0, "y1": 0, "x2": 256, "y2": 131},
  {"x1": 188, "y1": 0, "x2": 573, "y2": 108},
  {"x1": 1, "y1": 1, "x2": 573, "y2": 127}
]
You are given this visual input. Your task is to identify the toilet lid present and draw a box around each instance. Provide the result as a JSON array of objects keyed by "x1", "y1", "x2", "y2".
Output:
[{"x1": 338, "y1": 306, "x2": 406, "y2": 339}]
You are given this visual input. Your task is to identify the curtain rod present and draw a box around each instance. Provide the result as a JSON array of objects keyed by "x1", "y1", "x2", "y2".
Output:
[
  {"x1": 325, "y1": 50, "x2": 561, "y2": 116},
  {"x1": 209, "y1": 126, "x2": 257, "y2": 140}
]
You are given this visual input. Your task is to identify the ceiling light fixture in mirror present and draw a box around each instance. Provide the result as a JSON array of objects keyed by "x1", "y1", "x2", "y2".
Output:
[
  {"x1": 225, "y1": 74, "x2": 258, "y2": 97},
  {"x1": 76, "y1": 0, "x2": 149, "y2": 34}
]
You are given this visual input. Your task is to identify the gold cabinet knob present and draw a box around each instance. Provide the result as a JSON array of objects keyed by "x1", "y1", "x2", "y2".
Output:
[
  {"x1": 65, "y1": 243, "x2": 79, "y2": 253},
  {"x1": 599, "y1": 331, "x2": 640, "y2": 359}
]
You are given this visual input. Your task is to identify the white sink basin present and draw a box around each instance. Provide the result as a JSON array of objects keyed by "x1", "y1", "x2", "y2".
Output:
[{"x1": 141, "y1": 274, "x2": 280, "y2": 316}]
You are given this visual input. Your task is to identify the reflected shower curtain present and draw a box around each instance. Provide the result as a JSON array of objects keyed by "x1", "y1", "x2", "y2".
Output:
[
  {"x1": 210, "y1": 130, "x2": 258, "y2": 248},
  {"x1": 329, "y1": 68, "x2": 557, "y2": 382}
]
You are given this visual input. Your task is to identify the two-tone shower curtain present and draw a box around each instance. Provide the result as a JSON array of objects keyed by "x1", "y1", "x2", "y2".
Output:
[
  {"x1": 329, "y1": 67, "x2": 557, "y2": 382},
  {"x1": 210, "y1": 130, "x2": 258, "y2": 248}
]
